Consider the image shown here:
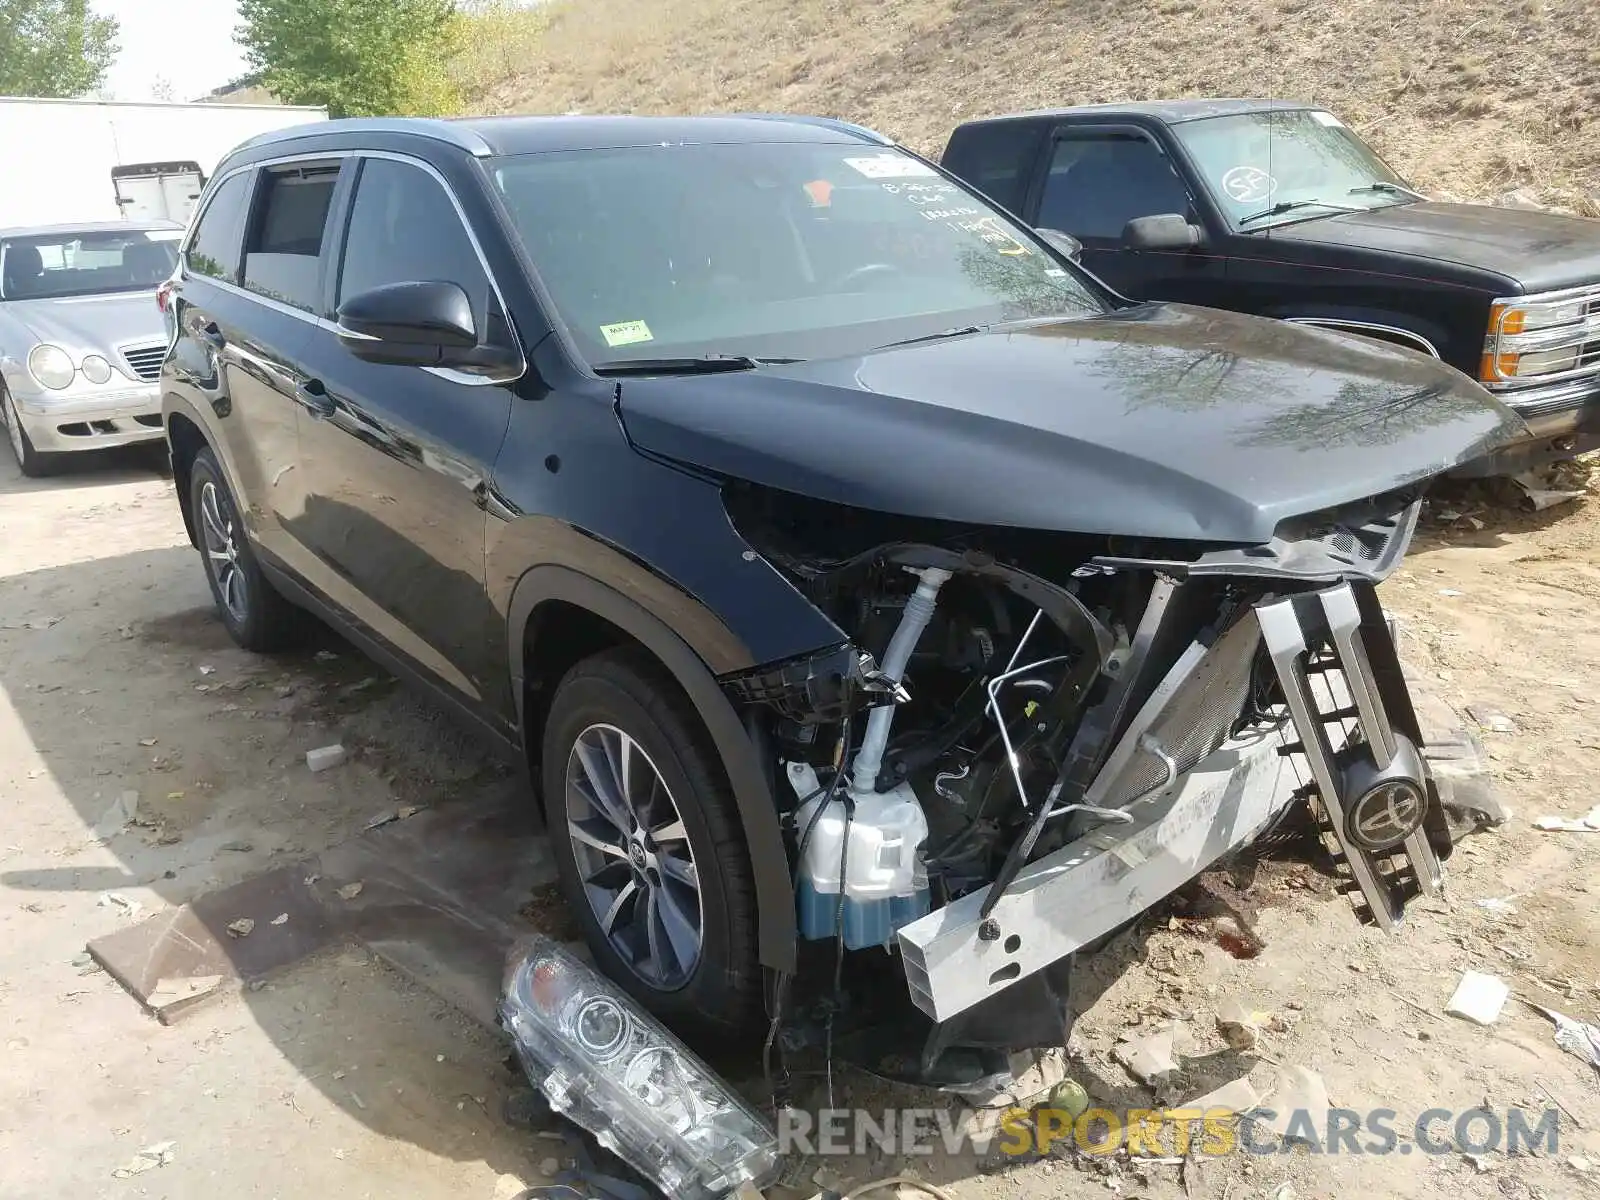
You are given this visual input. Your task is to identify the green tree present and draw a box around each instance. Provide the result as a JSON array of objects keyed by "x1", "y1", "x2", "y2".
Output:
[
  {"x1": 236, "y1": 0, "x2": 461, "y2": 118},
  {"x1": 0, "y1": 0, "x2": 119, "y2": 98}
]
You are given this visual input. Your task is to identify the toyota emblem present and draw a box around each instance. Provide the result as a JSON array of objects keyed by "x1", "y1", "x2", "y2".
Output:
[{"x1": 1346, "y1": 782, "x2": 1426, "y2": 851}]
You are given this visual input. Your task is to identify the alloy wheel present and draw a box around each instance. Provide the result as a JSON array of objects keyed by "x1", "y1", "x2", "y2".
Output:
[
  {"x1": 564, "y1": 723, "x2": 703, "y2": 990},
  {"x1": 199, "y1": 479, "x2": 248, "y2": 624}
]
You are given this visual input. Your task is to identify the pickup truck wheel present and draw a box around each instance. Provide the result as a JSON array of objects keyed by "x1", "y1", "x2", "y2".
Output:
[
  {"x1": 543, "y1": 649, "x2": 761, "y2": 1036},
  {"x1": 189, "y1": 447, "x2": 303, "y2": 652},
  {"x1": 2, "y1": 386, "x2": 56, "y2": 478}
]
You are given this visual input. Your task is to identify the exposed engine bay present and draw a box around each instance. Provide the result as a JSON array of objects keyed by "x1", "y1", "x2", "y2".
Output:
[{"x1": 723, "y1": 483, "x2": 1481, "y2": 1082}]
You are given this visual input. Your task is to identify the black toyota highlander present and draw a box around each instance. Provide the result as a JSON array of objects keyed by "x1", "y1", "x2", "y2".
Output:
[
  {"x1": 161, "y1": 113, "x2": 1515, "y2": 1097},
  {"x1": 942, "y1": 99, "x2": 1600, "y2": 475}
]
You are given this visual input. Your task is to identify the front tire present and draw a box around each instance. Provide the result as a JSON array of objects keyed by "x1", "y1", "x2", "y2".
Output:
[
  {"x1": 542, "y1": 648, "x2": 762, "y2": 1036},
  {"x1": 189, "y1": 447, "x2": 303, "y2": 652},
  {"x1": 2, "y1": 386, "x2": 56, "y2": 478}
]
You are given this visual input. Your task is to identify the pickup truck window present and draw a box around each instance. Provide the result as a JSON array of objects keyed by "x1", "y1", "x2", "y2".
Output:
[
  {"x1": 1037, "y1": 134, "x2": 1192, "y2": 241},
  {"x1": 489, "y1": 142, "x2": 1103, "y2": 365},
  {"x1": 1172, "y1": 110, "x2": 1414, "y2": 230}
]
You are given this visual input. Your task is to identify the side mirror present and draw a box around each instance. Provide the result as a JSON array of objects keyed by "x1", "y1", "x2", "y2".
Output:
[
  {"x1": 337, "y1": 280, "x2": 516, "y2": 373},
  {"x1": 1035, "y1": 227, "x2": 1083, "y2": 262},
  {"x1": 1122, "y1": 214, "x2": 1204, "y2": 252}
]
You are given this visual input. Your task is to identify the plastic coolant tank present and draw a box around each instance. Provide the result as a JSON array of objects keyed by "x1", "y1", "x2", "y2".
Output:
[{"x1": 793, "y1": 776, "x2": 931, "y2": 950}]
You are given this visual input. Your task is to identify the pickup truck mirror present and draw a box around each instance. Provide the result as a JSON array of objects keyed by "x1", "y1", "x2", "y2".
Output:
[
  {"x1": 337, "y1": 280, "x2": 517, "y2": 374},
  {"x1": 1123, "y1": 214, "x2": 1204, "y2": 252},
  {"x1": 1035, "y1": 228, "x2": 1083, "y2": 262}
]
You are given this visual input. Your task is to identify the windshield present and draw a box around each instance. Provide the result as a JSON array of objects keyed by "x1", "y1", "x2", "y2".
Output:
[
  {"x1": 1172, "y1": 110, "x2": 1416, "y2": 231},
  {"x1": 488, "y1": 142, "x2": 1102, "y2": 364},
  {"x1": 0, "y1": 228, "x2": 181, "y2": 301}
]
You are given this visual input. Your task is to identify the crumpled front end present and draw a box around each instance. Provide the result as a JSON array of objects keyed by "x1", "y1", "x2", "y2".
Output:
[{"x1": 894, "y1": 580, "x2": 1448, "y2": 1024}]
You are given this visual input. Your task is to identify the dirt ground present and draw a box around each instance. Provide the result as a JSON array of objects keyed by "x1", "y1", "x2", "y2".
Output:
[{"x1": 2, "y1": 445, "x2": 1598, "y2": 1200}]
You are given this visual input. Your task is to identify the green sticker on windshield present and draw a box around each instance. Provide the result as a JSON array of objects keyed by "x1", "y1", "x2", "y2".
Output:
[{"x1": 600, "y1": 319, "x2": 653, "y2": 347}]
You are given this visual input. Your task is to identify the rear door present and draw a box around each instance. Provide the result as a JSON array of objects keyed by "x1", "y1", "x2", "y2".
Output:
[
  {"x1": 291, "y1": 153, "x2": 517, "y2": 711},
  {"x1": 1028, "y1": 124, "x2": 1228, "y2": 304},
  {"x1": 113, "y1": 162, "x2": 206, "y2": 222}
]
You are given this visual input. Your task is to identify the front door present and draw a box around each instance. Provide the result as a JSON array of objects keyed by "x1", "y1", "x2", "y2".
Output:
[
  {"x1": 1031, "y1": 127, "x2": 1228, "y2": 305},
  {"x1": 291, "y1": 154, "x2": 516, "y2": 712}
]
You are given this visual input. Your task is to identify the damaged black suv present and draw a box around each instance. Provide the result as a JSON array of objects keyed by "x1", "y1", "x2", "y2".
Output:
[{"x1": 163, "y1": 114, "x2": 1518, "y2": 1073}]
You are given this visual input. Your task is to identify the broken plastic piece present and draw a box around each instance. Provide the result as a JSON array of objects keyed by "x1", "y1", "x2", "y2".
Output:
[
  {"x1": 500, "y1": 935, "x2": 780, "y2": 1200},
  {"x1": 1113, "y1": 1024, "x2": 1178, "y2": 1085},
  {"x1": 306, "y1": 744, "x2": 347, "y2": 772},
  {"x1": 1444, "y1": 970, "x2": 1509, "y2": 1026},
  {"x1": 1526, "y1": 1002, "x2": 1600, "y2": 1071}
]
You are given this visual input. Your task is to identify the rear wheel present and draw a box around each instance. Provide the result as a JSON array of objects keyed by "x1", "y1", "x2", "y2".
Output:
[
  {"x1": 2, "y1": 386, "x2": 56, "y2": 478},
  {"x1": 189, "y1": 447, "x2": 303, "y2": 651},
  {"x1": 542, "y1": 648, "x2": 762, "y2": 1035}
]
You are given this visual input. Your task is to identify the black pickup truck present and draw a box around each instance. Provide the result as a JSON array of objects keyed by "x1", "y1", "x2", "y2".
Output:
[{"x1": 941, "y1": 99, "x2": 1600, "y2": 474}]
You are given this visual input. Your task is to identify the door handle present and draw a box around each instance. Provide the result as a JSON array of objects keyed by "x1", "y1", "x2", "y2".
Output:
[{"x1": 296, "y1": 378, "x2": 335, "y2": 418}]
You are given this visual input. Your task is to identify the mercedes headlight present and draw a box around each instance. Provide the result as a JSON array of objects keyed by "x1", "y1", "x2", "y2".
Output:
[
  {"x1": 27, "y1": 344, "x2": 75, "y2": 390},
  {"x1": 80, "y1": 354, "x2": 113, "y2": 385}
]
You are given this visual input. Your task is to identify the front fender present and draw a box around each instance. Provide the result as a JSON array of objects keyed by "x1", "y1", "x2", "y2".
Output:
[{"x1": 507, "y1": 563, "x2": 798, "y2": 973}]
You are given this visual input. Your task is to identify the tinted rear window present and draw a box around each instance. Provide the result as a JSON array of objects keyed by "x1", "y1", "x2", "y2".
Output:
[
  {"x1": 941, "y1": 121, "x2": 1047, "y2": 216},
  {"x1": 187, "y1": 172, "x2": 251, "y2": 282}
]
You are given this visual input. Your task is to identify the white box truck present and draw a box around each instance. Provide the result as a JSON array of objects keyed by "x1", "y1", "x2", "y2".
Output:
[{"x1": 0, "y1": 97, "x2": 328, "y2": 228}]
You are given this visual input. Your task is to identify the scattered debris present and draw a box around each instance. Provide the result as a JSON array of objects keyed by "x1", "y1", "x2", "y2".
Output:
[
  {"x1": 1114, "y1": 1024, "x2": 1179, "y2": 1086},
  {"x1": 1, "y1": 615, "x2": 62, "y2": 630},
  {"x1": 1444, "y1": 971, "x2": 1509, "y2": 1026},
  {"x1": 111, "y1": 1141, "x2": 176, "y2": 1177},
  {"x1": 1512, "y1": 469, "x2": 1585, "y2": 511},
  {"x1": 1184, "y1": 1074, "x2": 1262, "y2": 1114},
  {"x1": 1534, "y1": 1077, "x2": 1584, "y2": 1129},
  {"x1": 219, "y1": 840, "x2": 254, "y2": 853},
  {"x1": 1524, "y1": 1003, "x2": 1600, "y2": 1071},
  {"x1": 198, "y1": 665, "x2": 216, "y2": 676},
  {"x1": 1474, "y1": 896, "x2": 1519, "y2": 915},
  {"x1": 97, "y1": 892, "x2": 142, "y2": 920},
  {"x1": 335, "y1": 882, "x2": 364, "y2": 901},
  {"x1": 1463, "y1": 1152, "x2": 1498, "y2": 1173},
  {"x1": 138, "y1": 737, "x2": 157, "y2": 747},
  {"x1": 70, "y1": 951, "x2": 101, "y2": 975},
  {"x1": 270, "y1": 912, "x2": 289, "y2": 926},
  {"x1": 1266, "y1": 1181, "x2": 1296, "y2": 1200},
  {"x1": 226, "y1": 918, "x2": 255, "y2": 938},
  {"x1": 1215, "y1": 998, "x2": 1278, "y2": 1050},
  {"x1": 1439, "y1": 588, "x2": 1464, "y2": 597},
  {"x1": 1466, "y1": 705, "x2": 1516, "y2": 734},
  {"x1": 303, "y1": 873, "x2": 321, "y2": 887},
  {"x1": 1257, "y1": 1067, "x2": 1330, "y2": 1142},
  {"x1": 90, "y1": 791, "x2": 139, "y2": 841},
  {"x1": 362, "y1": 804, "x2": 426, "y2": 831},
  {"x1": 147, "y1": 975, "x2": 224, "y2": 1011},
  {"x1": 314, "y1": 649, "x2": 339, "y2": 661},
  {"x1": 1533, "y1": 804, "x2": 1600, "y2": 832},
  {"x1": 1571, "y1": 1155, "x2": 1593, "y2": 1173},
  {"x1": 306, "y1": 743, "x2": 347, "y2": 772}
]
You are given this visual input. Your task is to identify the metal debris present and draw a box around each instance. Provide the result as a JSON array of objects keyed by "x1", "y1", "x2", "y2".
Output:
[
  {"x1": 270, "y1": 912, "x2": 289, "y2": 926},
  {"x1": 226, "y1": 918, "x2": 255, "y2": 938},
  {"x1": 1444, "y1": 971, "x2": 1509, "y2": 1026},
  {"x1": 335, "y1": 882, "x2": 364, "y2": 900},
  {"x1": 219, "y1": 840, "x2": 254, "y2": 853},
  {"x1": 1511, "y1": 469, "x2": 1585, "y2": 510}
]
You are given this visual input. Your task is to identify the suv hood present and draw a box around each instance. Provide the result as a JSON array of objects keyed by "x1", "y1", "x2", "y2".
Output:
[
  {"x1": 616, "y1": 303, "x2": 1524, "y2": 544},
  {"x1": 1269, "y1": 201, "x2": 1600, "y2": 293},
  {"x1": 1, "y1": 292, "x2": 166, "y2": 358}
]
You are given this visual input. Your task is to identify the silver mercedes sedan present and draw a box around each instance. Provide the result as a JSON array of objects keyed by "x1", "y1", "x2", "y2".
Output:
[{"x1": 0, "y1": 220, "x2": 180, "y2": 476}]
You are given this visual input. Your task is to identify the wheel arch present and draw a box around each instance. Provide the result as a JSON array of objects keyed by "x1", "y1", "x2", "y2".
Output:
[
  {"x1": 165, "y1": 407, "x2": 210, "y2": 549},
  {"x1": 508, "y1": 564, "x2": 796, "y2": 972}
]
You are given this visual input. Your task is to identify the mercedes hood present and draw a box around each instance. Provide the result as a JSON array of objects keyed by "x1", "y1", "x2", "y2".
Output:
[
  {"x1": 1, "y1": 291, "x2": 167, "y2": 360},
  {"x1": 616, "y1": 303, "x2": 1525, "y2": 545},
  {"x1": 1268, "y1": 201, "x2": 1600, "y2": 293}
]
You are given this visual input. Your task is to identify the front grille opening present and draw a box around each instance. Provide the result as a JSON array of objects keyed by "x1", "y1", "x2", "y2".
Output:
[
  {"x1": 90, "y1": 420, "x2": 118, "y2": 434},
  {"x1": 56, "y1": 422, "x2": 91, "y2": 437},
  {"x1": 134, "y1": 414, "x2": 163, "y2": 428},
  {"x1": 120, "y1": 343, "x2": 167, "y2": 381}
]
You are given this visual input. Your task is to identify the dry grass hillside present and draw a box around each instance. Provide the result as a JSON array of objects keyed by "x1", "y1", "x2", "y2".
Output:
[{"x1": 471, "y1": 0, "x2": 1600, "y2": 206}]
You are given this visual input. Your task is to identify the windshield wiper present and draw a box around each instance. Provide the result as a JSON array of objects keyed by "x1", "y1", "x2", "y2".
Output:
[
  {"x1": 1348, "y1": 180, "x2": 1426, "y2": 199},
  {"x1": 877, "y1": 325, "x2": 984, "y2": 350},
  {"x1": 1238, "y1": 199, "x2": 1364, "y2": 227},
  {"x1": 590, "y1": 354, "x2": 802, "y2": 376}
]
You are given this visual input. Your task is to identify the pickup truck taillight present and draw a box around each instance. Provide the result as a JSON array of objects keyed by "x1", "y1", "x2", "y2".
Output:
[{"x1": 1481, "y1": 288, "x2": 1600, "y2": 384}]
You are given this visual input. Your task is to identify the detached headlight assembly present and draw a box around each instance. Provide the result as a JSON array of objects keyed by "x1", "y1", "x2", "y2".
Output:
[
  {"x1": 501, "y1": 935, "x2": 780, "y2": 1200},
  {"x1": 27, "y1": 344, "x2": 75, "y2": 390}
]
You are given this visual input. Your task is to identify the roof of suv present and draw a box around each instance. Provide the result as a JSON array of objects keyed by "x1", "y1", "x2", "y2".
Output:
[
  {"x1": 960, "y1": 98, "x2": 1313, "y2": 127},
  {"x1": 231, "y1": 113, "x2": 894, "y2": 159}
]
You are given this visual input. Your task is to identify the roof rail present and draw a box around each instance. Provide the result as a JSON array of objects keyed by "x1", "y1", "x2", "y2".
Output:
[
  {"x1": 727, "y1": 113, "x2": 894, "y2": 145},
  {"x1": 230, "y1": 117, "x2": 495, "y2": 158}
]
